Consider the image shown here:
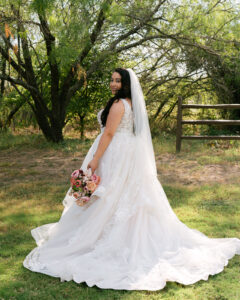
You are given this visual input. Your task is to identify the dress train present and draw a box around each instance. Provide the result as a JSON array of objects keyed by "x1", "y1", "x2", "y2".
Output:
[{"x1": 23, "y1": 99, "x2": 240, "y2": 290}]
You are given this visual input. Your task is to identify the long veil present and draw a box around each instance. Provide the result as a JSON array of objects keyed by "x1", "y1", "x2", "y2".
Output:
[{"x1": 126, "y1": 68, "x2": 158, "y2": 179}]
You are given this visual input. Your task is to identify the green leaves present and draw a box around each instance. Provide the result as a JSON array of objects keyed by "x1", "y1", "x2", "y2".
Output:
[{"x1": 30, "y1": 0, "x2": 56, "y2": 16}]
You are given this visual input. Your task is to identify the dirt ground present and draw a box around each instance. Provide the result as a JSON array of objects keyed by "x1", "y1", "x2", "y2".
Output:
[
  {"x1": 157, "y1": 153, "x2": 240, "y2": 185},
  {"x1": 0, "y1": 147, "x2": 239, "y2": 187}
]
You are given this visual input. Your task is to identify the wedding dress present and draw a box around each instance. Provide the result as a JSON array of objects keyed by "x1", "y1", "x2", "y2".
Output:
[{"x1": 23, "y1": 97, "x2": 240, "y2": 291}]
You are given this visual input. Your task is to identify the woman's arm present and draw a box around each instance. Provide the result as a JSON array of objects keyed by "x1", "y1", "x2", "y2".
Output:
[{"x1": 87, "y1": 100, "x2": 125, "y2": 173}]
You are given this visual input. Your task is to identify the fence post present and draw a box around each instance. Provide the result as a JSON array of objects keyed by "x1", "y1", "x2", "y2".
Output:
[{"x1": 176, "y1": 96, "x2": 183, "y2": 153}]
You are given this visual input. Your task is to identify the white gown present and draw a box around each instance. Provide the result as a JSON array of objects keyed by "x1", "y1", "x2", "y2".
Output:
[{"x1": 23, "y1": 98, "x2": 240, "y2": 291}]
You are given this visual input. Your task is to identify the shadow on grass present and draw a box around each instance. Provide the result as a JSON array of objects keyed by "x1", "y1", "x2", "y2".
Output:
[{"x1": 164, "y1": 184, "x2": 193, "y2": 208}]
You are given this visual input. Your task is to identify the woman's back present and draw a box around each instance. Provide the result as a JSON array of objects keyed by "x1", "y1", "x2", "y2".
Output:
[{"x1": 98, "y1": 98, "x2": 134, "y2": 135}]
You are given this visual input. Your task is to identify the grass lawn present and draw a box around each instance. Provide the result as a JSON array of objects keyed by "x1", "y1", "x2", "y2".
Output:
[{"x1": 0, "y1": 130, "x2": 240, "y2": 300}]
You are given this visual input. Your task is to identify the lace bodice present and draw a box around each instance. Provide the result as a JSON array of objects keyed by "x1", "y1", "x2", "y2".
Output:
[{"x1": 97, "y1": 98, "x2": 134, "y2": 134}]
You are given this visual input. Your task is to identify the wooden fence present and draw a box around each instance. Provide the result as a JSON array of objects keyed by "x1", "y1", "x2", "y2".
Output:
[{"x1": 176, "y1": 96, "x2": 240, "y2": 152}]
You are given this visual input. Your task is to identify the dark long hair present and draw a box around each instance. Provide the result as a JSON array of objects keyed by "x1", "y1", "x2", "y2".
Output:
[{"x1": 101, "y1": 68, "x2": 131, "y2": 127}]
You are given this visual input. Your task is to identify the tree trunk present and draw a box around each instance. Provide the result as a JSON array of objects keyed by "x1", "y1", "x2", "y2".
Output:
[
  {"x1": 30, "y1": 93, "x2": 64, "y2": 143},
  {"x1": 0, "y1": 37, "x2": 8, "y2": 100},
  {"x1": 34, "y1": 110, "x2": 64, "y2": 143},
  {"x1": 0, "y1": 57, "x2": 6, "y2": 97},
  {"x1": 79, "y1": 114, "x2": 85, "y2": 140}
]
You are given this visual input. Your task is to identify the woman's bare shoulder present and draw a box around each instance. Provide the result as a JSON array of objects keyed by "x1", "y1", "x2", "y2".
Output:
[{"x1": 110, "y1": 99, "x2": 124, "y2": 114}]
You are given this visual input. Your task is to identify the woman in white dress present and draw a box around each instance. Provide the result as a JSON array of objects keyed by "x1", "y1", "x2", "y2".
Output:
[{"x1": 23, "y1": 68, "x2": 240, "y2": 291}]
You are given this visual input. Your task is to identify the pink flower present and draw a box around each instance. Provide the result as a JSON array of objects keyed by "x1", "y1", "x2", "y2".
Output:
[
  {"x1": 86, "y1": 181, "x2": 97, "y2": 192},
  {"x1": 91, "y1": 174, "x2": 101, "y2": 185},
  {"x1": 75, "y1": 180, "x2": 81, "y2": 187},
  {"x1": 81, "y1": 196, "x2": 90, "y2": 202},
  {"x1": 91, "y1": 174, "x2": 97, "y2": 181},
  {"x1": 71, "y1": 169, "x2": 80, "y2": 179},
  {"x1": 73, "y1": 192, "x2": 80, "y2": 199},
  {"x1": 70, "y1": 177, "x2": 77, "y2": 186},
  {"x1": 70, "y1": 169, "x2": 101, "y2": 207}
]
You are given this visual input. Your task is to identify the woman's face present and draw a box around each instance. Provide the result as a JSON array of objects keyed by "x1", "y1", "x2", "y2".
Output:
[{"x1": 110, "y1": 72, "x2": 122, "y2": 95}]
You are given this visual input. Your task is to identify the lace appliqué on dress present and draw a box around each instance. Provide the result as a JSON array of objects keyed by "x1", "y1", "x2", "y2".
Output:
[{"x1": 97, "y1": 99, "x2": 134, "y2": 134}]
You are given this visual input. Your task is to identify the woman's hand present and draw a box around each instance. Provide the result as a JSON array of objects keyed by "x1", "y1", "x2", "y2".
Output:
[{"x1": 87, "y1": 157, "x2": 99, "y2": 174}]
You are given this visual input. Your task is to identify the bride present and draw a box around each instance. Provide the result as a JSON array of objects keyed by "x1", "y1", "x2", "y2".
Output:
[{"x1": 23, "y1": 68, "x2": 240, "y2": 291}]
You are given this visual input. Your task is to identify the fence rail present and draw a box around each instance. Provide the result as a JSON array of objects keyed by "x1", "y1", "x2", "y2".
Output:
[{"x1": 176, "y1": 96, "x2": 240, "y2": 152}]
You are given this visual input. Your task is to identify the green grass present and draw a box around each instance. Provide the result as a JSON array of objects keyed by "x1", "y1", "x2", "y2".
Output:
[
  {"x1": 0, "y1": 130, "x2": 240, "y2": 300},
  {"x1": 0, "y1": 130, "x2": 93, "y2": 152}
]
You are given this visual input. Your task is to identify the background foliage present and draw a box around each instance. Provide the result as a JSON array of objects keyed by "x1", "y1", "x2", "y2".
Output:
[{"x1": 0, "y1": 0, "x2": 239, "y2": 141}]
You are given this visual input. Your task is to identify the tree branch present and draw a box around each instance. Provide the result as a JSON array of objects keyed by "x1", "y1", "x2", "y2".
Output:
[
  {"x1": 65, "y1": 0, "x2": 167, "y2": 101},
  {"x1": 115, "y1": 34, "x2": 165, "y2": 52},
  {"x1": 0, "y1": 27, "x2": 26, "y2": 69},
  {"x1": 0, "y1": 10, "x2": 41, "y2": 26},
  {"x1": 0, "y1": 74, "x2": 39, "y2": 93},
  {"x1": 0, "y1": 44, "x2": 28, "y2": 80},
  {"x1": 59, "y1": 0, "x2": 113, "y2": 109},
  {"x1": 79, "y1": 0, "x2": 113, "y2": 62},
  {"x1": 10, "y1": 81, "x2": 37, "y2": 114},
  {"x1": 206, "y1": 0, "x2": 224, "y2": 15},
  {"x1": 109, "y1": 0, "x2": 166, "y2": 51},
  {"x1": 38, "y1": 12, "x2": 60, "y2": 107},
  {"x1": 10, "y1": 5, "x2": 37, "y2": 85}
]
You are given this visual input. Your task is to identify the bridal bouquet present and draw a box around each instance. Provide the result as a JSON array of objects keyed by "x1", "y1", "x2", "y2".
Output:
[{"x1": 69, "y1": 168, "x2": 101, "y2": 206}]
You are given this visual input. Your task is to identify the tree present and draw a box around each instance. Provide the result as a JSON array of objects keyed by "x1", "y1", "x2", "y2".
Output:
[
  {"x1": 125, "y1": 0, "x2": 240, "y2": 132},
  {"x1": 0, "y1": 0, "x2": 167, "y2": 142},
  {"x1": 66, "y1": 62, "x2": 115, "y2": 139}
]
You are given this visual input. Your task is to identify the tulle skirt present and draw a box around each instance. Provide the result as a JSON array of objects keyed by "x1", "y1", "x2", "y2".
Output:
[{"x1": 23, "y1": 130, "x2": 240, "y2": 290}]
